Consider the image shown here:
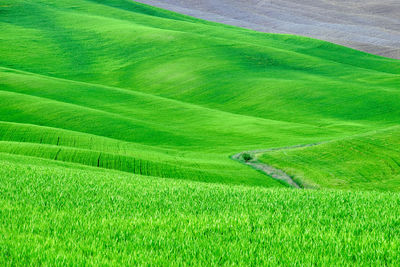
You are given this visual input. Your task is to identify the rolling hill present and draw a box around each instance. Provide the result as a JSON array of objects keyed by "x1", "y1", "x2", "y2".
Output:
[
  {"x1": 1, "y1": 0, "x2": 399, "y2": 187},
  {"x1": 1, "y1": 0, "x2": 400, "y2": 264}
]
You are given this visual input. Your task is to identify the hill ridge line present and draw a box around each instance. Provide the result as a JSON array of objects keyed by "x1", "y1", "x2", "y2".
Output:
[{"x1": 0, "y1": 66, "x2": 319, "y2": 128}]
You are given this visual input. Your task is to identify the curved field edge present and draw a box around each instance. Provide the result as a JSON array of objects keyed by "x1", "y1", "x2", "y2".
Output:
[
  {"x1": 0, "y1": 121, "x2": 282, "y2": 187},
  {"x1": 134, "y1": 0, "x2": 400, "y2": 59}
]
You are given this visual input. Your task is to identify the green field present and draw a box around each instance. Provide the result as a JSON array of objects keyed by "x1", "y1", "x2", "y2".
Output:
[
  {"x1": 1, "y1": 153, "x2": 400, "y2": 265},
  {"x1": 1, "y1": 0, "x2": 400, "y2": 264},
  {"x1": 259, "y1": 126, "x2": 400, "y2": 191}
]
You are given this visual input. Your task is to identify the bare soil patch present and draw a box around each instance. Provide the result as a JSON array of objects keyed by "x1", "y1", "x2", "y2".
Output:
[{"x1": 136, "y1": 0, "x2": 400, "y2": 59}]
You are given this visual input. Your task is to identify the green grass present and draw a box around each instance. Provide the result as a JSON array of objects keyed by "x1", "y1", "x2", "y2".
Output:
[
  {"x1": 0, "y1": 0, "x2": 399, "y2": 188},
  {"x1": 1, "y1": 153, "x2": 400, "y2": 265},
  {"x1": 1, "y1": 0, "x2": 400, "y2": 264},
  {"x1": 259, "y1": 126, "x2": 400, "y2": 191}
]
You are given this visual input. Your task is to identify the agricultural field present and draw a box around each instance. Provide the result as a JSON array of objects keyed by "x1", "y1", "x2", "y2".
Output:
[
  {"x1": 1, "y1": 153, "x2": 400, "y2": 265},
  {"x1": 1, "y1": 0, "x2": 400, "y2": 265},
  {"x1": 136, "y1": 0, "x2": 400, "y2": 59},
  {"x1": 259, "y1": 126, "x2": 400, "y2": 191}
]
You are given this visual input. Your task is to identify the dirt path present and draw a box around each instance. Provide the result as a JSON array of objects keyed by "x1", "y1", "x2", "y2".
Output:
[{"x1": 232, "y1": 143, "x2": 323, "y2": 188}]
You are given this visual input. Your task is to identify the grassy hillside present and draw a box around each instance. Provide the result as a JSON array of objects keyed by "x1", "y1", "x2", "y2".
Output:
[
  {"x1": 259, "y1": 126, "x2": 400, "y2": 191},
  {"x1": 1, "y1": 0, "x2": 400, "y2": 188},
  {"x1": 1, "y1": 153, "x2": 400, "y2": 265},
  {"x1": 1, "y1": 0, "x2": 400, "y2": 264}
]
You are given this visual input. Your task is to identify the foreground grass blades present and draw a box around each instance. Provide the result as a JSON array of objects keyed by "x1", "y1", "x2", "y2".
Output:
[
  {"x1": 1, "y1": 0, "x2": 400, "y2": 264},
  {"x1": 1, "y1": 154, "x2": 400, "y2": 265}
]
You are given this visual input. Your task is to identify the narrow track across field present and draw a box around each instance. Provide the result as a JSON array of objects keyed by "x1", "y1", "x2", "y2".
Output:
[{"x1": 232, "y1": 143, "x2": 323, "y2": 188}]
